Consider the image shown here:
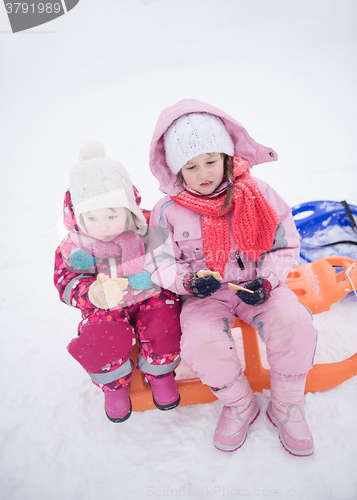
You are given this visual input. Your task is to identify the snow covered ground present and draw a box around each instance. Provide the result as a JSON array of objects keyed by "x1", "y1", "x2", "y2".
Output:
[{"x1": 1, "y1": 1, "x2": 357, "y2": 499}]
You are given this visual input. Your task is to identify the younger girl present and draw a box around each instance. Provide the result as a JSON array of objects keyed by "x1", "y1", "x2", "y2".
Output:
[
  {"x1": 54, "y1": 141, "x2": 181, "y2": 422},
  {"x1": 146, "y1": 99, "x2": 317, "y2": 456}
]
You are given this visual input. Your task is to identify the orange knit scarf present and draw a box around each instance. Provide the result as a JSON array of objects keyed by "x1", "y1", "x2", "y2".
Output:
[{"x1": 171, "y1": 156, "x2": 278, "y2": 277}]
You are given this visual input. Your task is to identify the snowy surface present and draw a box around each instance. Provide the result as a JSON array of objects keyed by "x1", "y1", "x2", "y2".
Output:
[{"x1": 1, "y1": 1, "x2": 357, "y2": 499}]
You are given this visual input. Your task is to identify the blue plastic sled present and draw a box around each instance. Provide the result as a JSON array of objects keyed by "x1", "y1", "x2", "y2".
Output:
[{"x1": 292, "y1": 200, "x2": 357, "y2": 263}]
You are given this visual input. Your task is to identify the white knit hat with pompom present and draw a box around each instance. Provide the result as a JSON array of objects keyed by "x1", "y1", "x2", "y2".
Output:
[
  {"x1": 164, "y1": 112, "x2": 234, "y2": 175},
  {"x1": 69, "y1": 140, "x2": 147, "y2": 235}
]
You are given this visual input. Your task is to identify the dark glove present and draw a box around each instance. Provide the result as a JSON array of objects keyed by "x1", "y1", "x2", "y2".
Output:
[
  {"x1": 236, "y1": 278, "x2": 272, "y2": 305},
  {"x1": 183, "y1": 272, "x2": 222, "y2": 299}
]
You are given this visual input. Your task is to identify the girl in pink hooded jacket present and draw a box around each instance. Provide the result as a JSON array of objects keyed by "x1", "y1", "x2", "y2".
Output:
[
  {"x1": 54, "y1": 141, "x2": 181, "y2": 423},
  {"x1": 146, "y1": 99, "x2": 317, "y2": 456}
]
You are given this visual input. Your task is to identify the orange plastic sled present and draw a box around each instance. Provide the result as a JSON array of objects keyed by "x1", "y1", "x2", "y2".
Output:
[{"x1": 129, "y1": 256, "x2": 357, "y2": 411}]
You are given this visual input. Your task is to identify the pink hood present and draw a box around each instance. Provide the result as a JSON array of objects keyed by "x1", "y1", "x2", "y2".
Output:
[{"x1": 149, "y1": 98, "x2": 278, "y2": 196}]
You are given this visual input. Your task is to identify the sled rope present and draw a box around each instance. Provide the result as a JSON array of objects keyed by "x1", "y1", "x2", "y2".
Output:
[{"x1": 345, "y1": 263, "x2": 357, "y2": 301}]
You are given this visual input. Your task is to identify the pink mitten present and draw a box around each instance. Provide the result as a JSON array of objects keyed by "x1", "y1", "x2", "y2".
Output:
[{"x1": 88, "y1": 273, "x2": 128, "y2": 309}]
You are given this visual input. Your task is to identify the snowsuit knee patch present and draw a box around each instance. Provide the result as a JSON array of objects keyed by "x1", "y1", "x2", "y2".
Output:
[{"x1": 67, "y1": 321, "x2": 134, "y2": 373}]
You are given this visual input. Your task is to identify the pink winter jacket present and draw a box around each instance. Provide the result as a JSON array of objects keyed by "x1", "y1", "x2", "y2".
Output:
[{"x1": 146, "y1": 99, "x2": 300, "y2": 295}]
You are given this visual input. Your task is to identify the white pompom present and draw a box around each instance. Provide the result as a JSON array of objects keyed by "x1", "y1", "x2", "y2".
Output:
[{"x1": 79, "y1": 140, "x2": 105, "y2": 160}]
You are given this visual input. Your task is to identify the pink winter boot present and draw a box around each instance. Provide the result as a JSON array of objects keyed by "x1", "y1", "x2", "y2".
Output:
[
  {"x1": 149, "y1": 372, "x2": 181, "y2": 411},
  {"x1": 104, "y1": 385, "x2": 132, "y2": 423},
  {"x1": 213, "y1": 373, "x2": 259, "y2": 452},
  {"x1": 267, "y1": 376, "x2": 314, "y2": 457}
]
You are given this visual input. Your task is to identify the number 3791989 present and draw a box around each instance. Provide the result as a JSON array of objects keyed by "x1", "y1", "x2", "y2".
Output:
[{"x1": 5, "y1": 3, "x2": 62, "y2": 14}]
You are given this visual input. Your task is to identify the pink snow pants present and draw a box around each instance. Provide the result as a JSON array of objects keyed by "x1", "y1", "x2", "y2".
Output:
[
  {"x1": 180, "y1": 283, "x2": 317, "y2": 389},
  {"x1": 67, "y1": 291, "x2": 181, "y2": 390}
]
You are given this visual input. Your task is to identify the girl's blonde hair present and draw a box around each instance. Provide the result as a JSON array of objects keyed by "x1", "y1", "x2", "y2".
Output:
[
  {"x1": 219, "y1": 154, "x2": 234, "y2": 215},
  {"x1": 175, "y1": 153, "x2": 234, "y2": 215},
  {"x1": 122, "y1": 207, "x2": 137, "y2": 232}
]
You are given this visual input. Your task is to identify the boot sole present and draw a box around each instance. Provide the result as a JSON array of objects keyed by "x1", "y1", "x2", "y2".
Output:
[
  {"x1": 153, "y1": 394, "x2": 181, "y2": 411},
  {"x1": 214, "y1": 406, "x2": 260, "y2": 452},
  {"x1": 105, "y1": 399, "x2": 132, "y2": 423},
  {"x1": 266, "y1": 403, "x2": 314, "y2": 457}
]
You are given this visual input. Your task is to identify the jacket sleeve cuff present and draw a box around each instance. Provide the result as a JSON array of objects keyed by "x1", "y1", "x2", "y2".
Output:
[
  {"x1": 182, "y1": 273, "x2": 196, "y2": 295},
  {"x1": 257, "y1": 271, "x2": 280, "y2": 290}
]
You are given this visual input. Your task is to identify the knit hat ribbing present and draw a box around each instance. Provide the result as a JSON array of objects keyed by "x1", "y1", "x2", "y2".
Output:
[
  {"x1": 163, "y1": 112, "x2": 234, "y2": 174},
  {"x1": 69, "y1": 141, "x2": 147, "y2": 235}
]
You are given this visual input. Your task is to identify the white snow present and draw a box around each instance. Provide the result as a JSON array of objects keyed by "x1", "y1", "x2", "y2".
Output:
[{"x1": 1, "y1": 1, "x2": 357, "y2": 499}]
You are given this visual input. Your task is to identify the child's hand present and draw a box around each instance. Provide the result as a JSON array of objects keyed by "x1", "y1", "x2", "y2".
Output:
[
  {"x1": 70, "y1": 248, "x2": 96, "y2": 270},
  {"x1": 88, "y1": 273, "x2": 128, "y2": 309},
  {"x1": 235, "y1": 278, "x2": 272, "y2": 305},
  {"x1": 128, "y1": 270, "x2": 153, "y2": 290},
  {"x1": 183, "y1": 271, "x2": 222, "y2": 299}
]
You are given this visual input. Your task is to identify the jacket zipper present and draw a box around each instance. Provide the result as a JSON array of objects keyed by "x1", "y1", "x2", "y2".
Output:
[{"x1": 236, "y1": 251, "x2": 245, "y2": 270}]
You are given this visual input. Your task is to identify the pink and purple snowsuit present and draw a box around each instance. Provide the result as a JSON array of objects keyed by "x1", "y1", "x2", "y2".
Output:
[
  {"x1": 146, "y1": 99, "x2": 317, "y2": 389},
  {"x1": 54, "y1": 189, "x2": 181, "y2": 391}
]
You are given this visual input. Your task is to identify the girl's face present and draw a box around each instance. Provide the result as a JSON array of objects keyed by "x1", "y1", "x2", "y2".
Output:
[
  {"x1": 180, "y1": 153, "x2": 225, "y2": 195},
  {"x1": 81, "y1": 207, "x2": 128, "y2": 241}
]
